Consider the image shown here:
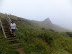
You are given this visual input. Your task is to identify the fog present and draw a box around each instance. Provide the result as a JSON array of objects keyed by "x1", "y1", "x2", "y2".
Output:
[
  {"x1": 0, "y1": 0, "x2": 3, "y2": 10},
  {"x1": 0, "y1": 0, "x2": 72, "y2": 30}
]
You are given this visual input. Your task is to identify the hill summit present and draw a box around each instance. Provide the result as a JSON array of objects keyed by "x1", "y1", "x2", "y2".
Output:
[{"x1": 43, "y1": 18, "x2": 52, "y2": 25}]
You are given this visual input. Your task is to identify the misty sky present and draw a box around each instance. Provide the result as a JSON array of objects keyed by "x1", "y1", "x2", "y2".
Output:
[{"x1": 0, "y1": 0, "x2": 72, "y2": 29}]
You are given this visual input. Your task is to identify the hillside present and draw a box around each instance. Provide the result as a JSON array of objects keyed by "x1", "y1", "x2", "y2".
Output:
[
  {"x1": 0, "y1": 13, "x2": 71, "y2": 32},
  {"x1": 31, "y1": 18, "x2": 71, "y2": 32},
  {"x1": 0, "y1": 13, "x2": 72, "y2": 54}
]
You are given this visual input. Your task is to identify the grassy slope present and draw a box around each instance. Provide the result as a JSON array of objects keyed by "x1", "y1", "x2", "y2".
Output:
[
  {"x1": 0, "y1": 13, "x2": 72, "y2": 54},
  {"x1": 17, "y1": 24, "x2": 72, "y2": 54},
  {"x1": 14, "y1": 16, "x2": 72, "y2": 54},
  {"x1": 0, "y1": 30, "x2": 19, "y2": 54}
]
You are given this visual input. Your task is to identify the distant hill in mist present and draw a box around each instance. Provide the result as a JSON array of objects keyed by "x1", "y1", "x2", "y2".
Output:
[{"x1": 30, "y1": 18, "x2": 71, "y2": 32}]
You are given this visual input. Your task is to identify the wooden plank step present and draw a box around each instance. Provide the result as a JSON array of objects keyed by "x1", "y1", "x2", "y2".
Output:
[
  {"x1": 5, "y1": 30, "x2": 10, "y2": 32},
  {"x1": 2, "y1": 25, "x2": 9, "y2": 27},
  {"x1": 5, "y1": 32, "x2": 10, "y2": 34},
  {"x1": 4, "y1": 30, "x2": 9, "y2": 32},
  {"x1": 4, "y1": 28, "x2": 9, "y2": 29},
  {"x1": 8, "y1": 44, "x2": 23, "y2": 49},
  {"x1": 4, "y1": 30, "x2": 10, "y2": 32},
  {"x1": 4, "y1": 26, "x2": 9, "y2": 28},
  {"x1": 7, "y1": 37, "x2": 17, "y2": 40},
  {"x1": 2, "y1": 24, "x2": 9, "y2": 26},
  {"x1": 7, "y1": 36, "x2": 17, "y2": 38},
  {"x1": 12, "y1": 43, "x2": 21, "y2": 46},
  {"x1": 2, "y1": 23, "x2": 9, "y2": 24},
  {"x1": 8, "y1": 40, "x2": 20, "y2": 44},
  {"x1": 8, "y1": 39, "x2": 19, "y2": 41},
  {"x1": 6, "y1": 34, "x2": 15, "y2": 36}
]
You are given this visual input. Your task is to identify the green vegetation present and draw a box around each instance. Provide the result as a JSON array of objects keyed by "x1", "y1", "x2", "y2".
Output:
[
  {"x1": 0, "y1": 13, "x2": 72, "y2": 54},
  {"x1": 18, "y1": 24, "x2": 72, "y2": 54},
  {"x1": 0, "y1": 29, "x2": 19, "y2": 54}
]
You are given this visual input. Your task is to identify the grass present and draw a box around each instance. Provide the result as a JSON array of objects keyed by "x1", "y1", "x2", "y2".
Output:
[
  {"x1": 0, "y1": 13, "x2": 72, "y2": 54},
  {"x1": 16, "y1": 22, "x2": 72, "y2": 54}
]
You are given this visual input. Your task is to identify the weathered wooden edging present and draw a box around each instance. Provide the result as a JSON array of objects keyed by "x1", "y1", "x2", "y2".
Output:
[{"x1": 0, "y1": 18, "x2": 7, "y2": 38}]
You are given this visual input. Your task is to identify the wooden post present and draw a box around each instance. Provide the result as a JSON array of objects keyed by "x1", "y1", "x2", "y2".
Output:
[{"x1": 0, "y1": 18, "x2": 7, "y2": 38}]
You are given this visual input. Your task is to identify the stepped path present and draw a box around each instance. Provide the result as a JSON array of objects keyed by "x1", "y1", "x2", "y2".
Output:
[{"x1": 1, "y1": 18, "x2": 25, "y2": 54}]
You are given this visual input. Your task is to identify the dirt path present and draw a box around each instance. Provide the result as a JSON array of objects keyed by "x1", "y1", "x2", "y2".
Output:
[{"x1": 16, "y1": 48, "x2": 26, "y2": 54}]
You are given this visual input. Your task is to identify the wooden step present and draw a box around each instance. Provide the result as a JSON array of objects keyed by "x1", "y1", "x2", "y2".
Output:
[
  {"x1": 12, "y1": 43, "x2": 21, "y2": 46},
  {"x1": 2, "y1": 24, "x2": 9, "y2": 26},
  {"x1": 7, "y1": 36, "x2": 17, "y2": 38},
  {"x1": 3, "y1": 27, "x2": 9, "y2": 29},
  {"x1": 2, "y1": 22, "x2": 9, "y2": 24},
  {"x1": 5, "y1": 30, "x2": 10, "y2": 32},
  {"x1": 5, "y1": 32, "x2": 11, "y2": 34},
  {"x1": 5, "y1": 32, "x2": 10, "y2": 34},
  {"x1": 8, "y1": 39, "x2": 19, "y2": 41},
  {"x1": 8, "y1": 40, "x2": 20, "y2": 44},
  {"x1": 3, "y1": 25, "x2": 9, "y2": 27},
  {"x1": 8, "y1": 44, "x2": 23, "y2": 49},
  {"x1": 4, "y1": 28, "x2": 10, "y2": 31},
  {"x1": 7, "y1": 37, "x2": 17, "y2": 40},
  {"x1": 3, "y1": 27, "x2": 9, "y2": 28}
]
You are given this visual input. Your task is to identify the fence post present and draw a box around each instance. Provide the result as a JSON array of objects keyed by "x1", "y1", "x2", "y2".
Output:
[{"x1": 0, "y1": 18, "x2": 7, "y2": 38}]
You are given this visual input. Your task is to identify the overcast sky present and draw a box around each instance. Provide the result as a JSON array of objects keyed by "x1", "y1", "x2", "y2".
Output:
[{"x1": 0, "y1": 0, "x2": 72, "y2": 29}]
